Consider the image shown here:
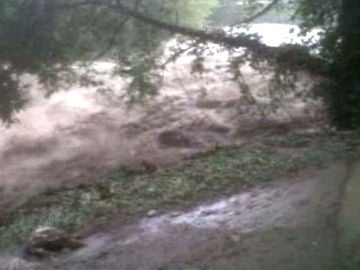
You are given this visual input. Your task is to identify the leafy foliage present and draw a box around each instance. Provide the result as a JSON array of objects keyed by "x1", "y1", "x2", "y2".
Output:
[
  {"x1": 296, "y1": 0, "x2": 360, "y2": 129},
  {"x1": 0, "y1": 0, "x2": 359, "y2": 129},
  {"x1": 0, "y1": 0, "x2": 218, "y2": 122}
]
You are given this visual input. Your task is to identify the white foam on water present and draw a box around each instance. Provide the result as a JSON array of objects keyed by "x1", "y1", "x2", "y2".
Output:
[{"x1": 0, "y1": 23, "x2": 320, "y2": 205}]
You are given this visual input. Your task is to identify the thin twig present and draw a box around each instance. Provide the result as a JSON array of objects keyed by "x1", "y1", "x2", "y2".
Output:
[
  {"x1": 87, "y1": 0, "x2": 142, "y2": 65},
  {"x1": 88, "y1": 17, "x2": 129, "y2": 64},
  {"x1": 231, "y1": 0, "x2": 281, "y2": 26},
  {"x1": 160, "y1": 41, "x2": 200, "y2": 69}
]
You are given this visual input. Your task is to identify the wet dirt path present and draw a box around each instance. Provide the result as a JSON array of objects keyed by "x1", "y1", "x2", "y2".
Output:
[
  {"x1": 46, "y1": 163, "x2": 346, "y2": 270},
  {"x1": 336, "y1": 161, "x2": 360, "y2": 265}
]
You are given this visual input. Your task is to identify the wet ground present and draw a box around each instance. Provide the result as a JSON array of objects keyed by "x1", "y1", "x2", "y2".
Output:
[
  {"x1": 1, "y1": 161, "x2": 359, "y2": 269},
  {"x1": 337, "y1": 161, "x2": 360, "y2": 264},
  {"x1": 38, "y1": 163, "x2": 345, "y2": 270}
]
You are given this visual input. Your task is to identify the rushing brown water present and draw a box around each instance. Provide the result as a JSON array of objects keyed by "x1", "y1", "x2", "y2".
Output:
[{"x1": 0, "y1": 24, "x2": 321, "y2": 210}]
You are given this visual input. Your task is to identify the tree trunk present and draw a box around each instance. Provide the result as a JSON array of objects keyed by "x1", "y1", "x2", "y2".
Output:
[{"x1": 330, "y1": 0, "x2": 360, "y2": 129}]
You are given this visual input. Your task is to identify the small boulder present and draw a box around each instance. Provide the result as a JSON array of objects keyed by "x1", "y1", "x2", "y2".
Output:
[
  {"x1": 147, "y1": 209, "x2": 158, "y2": 217},
  {"x1": 24, "y1": 226, "x2": 84, "y2": 258},
  {"x1": 140, "y1": 161, "x2": 157, "y2": 174},
  {"x1": 158, "y1": 130, "x2": 192, "y2": 148}
]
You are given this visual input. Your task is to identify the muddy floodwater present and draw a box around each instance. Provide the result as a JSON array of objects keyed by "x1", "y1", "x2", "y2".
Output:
[{"x1": 0, "y1": 24, "x2": 321, "y2": 211}]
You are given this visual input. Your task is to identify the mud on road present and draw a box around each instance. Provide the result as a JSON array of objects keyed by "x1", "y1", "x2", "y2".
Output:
[{"x1": 40, "y1": 163, "x2": 345, "y2": 270}]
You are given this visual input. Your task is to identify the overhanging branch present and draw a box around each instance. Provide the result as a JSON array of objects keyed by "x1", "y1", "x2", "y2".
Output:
[
  {"x1": 68, "y1": 0, "x2": 328, "y2": 74},
  {"x1": 234, "y1": 0, "x2": 281, "y2": 25},
  {"x1": 111, "y1": 1, "x2": 276, "y2": 58}
]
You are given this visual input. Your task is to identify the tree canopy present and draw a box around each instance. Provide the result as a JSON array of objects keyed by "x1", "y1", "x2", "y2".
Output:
[{"x1": 0, "y1": 0, "x2": 359, "y2": 128}]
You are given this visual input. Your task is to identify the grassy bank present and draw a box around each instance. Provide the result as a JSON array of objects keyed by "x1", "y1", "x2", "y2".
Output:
[{"x1": 1, "y1": 130, "x2": 359, "y2": 251}]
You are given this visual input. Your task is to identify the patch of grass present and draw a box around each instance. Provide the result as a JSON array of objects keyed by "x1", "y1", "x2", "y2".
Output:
[
  {"x1": 0, "y1": 206, "x2": 87, "y2": 251},
  {"x1": 1, "y1": 130, "x2": 359, "y2": 251},
  {"x1": 334, "y1": 256, "x2": 360, "y2": 270}
]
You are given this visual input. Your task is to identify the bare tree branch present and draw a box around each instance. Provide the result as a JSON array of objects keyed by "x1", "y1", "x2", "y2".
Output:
[
  {"x1": 88, "y1": 18, "x2": 129, "y2": 64},
  {"x1": 89, "y1": 0, "x2": 143, "y2": 63},
  {"x1": 111, "y1": 1, "x2": 275, "y2": 57},
  {"x1": 57, "y1": 0, "x2": 103, "y2": 10},
  {"x1": 233, "y1": 0, "x2": 281, "y2": 25},
  {"x1": 61, "y1": 0, "x2": 328, "y2": 74},
  {"x1": 58, "y1": 0, "x2": 275, "y2": 58},
  {"x1": 160, "y1": 41, "x2": 200, "y2": 69}
]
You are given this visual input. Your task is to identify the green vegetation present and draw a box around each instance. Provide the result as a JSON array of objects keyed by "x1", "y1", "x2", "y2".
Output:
[
  {"x1": 0, "y1": 0, "x2": 218, "y2": 122},
  {"x1": 296, "y1": 0, "x2": 360, "y2": 129},
  {"x1": 0, "y1": 0, "x2": 359, "y2": 129},
  {"x1": 1, "y1": 130, "x2": 358, "y2": 251},
  {"x1": 334, "y1": 257, "x2": 360, "y2": 270}
]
